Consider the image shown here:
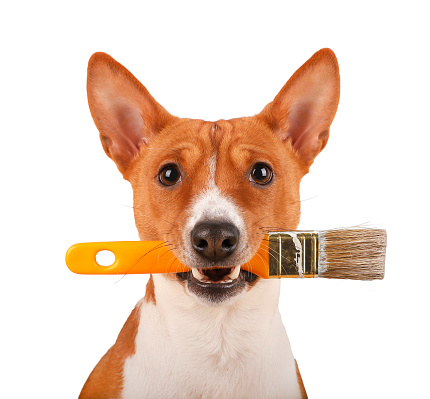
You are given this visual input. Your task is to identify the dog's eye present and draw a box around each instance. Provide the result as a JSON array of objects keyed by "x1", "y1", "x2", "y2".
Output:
[
  {"x1": 250, "y1": 163, "x2": 273, "y2": 185},
  {"x1": 159, "y1": 164, "x2": 182, "y2": 186}
]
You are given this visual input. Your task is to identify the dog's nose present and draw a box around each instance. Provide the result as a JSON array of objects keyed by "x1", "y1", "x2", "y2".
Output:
[{"x1": 191, "y1": 222, "x2": 239, "y2": 262}]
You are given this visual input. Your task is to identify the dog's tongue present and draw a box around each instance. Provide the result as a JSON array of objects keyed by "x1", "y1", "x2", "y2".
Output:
[{"x1": 198, "y1": 267, "x2": 233, "y2": 282}]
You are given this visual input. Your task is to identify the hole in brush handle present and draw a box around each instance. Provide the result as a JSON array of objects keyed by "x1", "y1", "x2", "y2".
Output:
[{"x1": 96, "y1": 250, "x2": 116, "y2": 267}]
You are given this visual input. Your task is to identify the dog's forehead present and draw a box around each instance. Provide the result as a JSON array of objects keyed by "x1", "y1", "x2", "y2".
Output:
[{"x1": 147, "y1": 117, "x2": 281, "y2": 163}]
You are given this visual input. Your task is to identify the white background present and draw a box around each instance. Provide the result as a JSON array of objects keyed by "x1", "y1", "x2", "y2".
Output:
[{"x1": 1, "y1": 1, "x2": 429, "y2": 398}]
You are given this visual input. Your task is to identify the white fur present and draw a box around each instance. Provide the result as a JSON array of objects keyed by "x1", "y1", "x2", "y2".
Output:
[
  {"x1": 208, "y1": 153, "x2": 217, "y2": 184},
  {"x1": 122, "y1": 276, "x2": 303, "y2": 398},
  {"x1": 181, "y1": 154, "x2": 252, "y2": 268}
]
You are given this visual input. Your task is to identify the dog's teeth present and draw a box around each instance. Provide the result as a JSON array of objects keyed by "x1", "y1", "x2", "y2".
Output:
[
  {"x1": 191, "y1": 266, "x2": 240, "y2": 283},
  {"x1": 228, "y1": 265, "x2": 241, "y2": 280},
  {"x1": 191, "y1": 268, "x2": 205, "y2": 282}
]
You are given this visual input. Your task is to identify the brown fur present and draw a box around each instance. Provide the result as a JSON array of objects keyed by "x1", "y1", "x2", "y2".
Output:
[
  {"x1": 296, "y1": 360, "x2": 308, "y2": 399},
  {"x1": 79, "y1": 303, "x2": 142, "y2": 399},
  {"x1": 144, "y1": 275, "x2": 156, "y2": 304}
]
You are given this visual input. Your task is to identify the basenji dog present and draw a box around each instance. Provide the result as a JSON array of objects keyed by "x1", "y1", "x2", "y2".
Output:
[{"x1": 79, "y1": 48, "x2": 340, "y2": 399}]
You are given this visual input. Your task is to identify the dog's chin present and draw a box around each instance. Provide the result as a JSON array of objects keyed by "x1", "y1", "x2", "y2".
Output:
[{"x1": 176, "y1": 266, "x2": 259, "y2": 305}]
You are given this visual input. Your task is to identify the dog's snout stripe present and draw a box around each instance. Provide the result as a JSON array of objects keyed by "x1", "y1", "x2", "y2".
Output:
[
  {"x1": 181, "y1": 152, "x2": 248, "y2": 267},
  {"x1": 209, "y1": 154, "x2": 216, "y2": 185}
]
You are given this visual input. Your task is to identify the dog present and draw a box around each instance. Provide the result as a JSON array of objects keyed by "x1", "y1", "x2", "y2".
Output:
[{"x1": 79, "y1": 48, "x2": 340, "y2": 399}]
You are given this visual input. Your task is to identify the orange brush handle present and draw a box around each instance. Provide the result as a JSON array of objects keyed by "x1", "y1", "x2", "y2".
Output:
[{"x1": 66, "y1": 240, "x2": 270, "y2": 278}]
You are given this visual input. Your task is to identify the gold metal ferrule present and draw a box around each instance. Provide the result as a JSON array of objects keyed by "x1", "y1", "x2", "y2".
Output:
[{"x1": 267, "y1": 232, "x2": 319, "y2": 278}]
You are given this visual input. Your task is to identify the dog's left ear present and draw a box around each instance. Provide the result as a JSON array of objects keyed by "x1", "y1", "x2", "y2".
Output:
[
  {"x1": 87, "y1": 52, "x2": 176, "y2": 178},
  {"x1": 260, "y1": 48, "x2": 340, "y2": 168}
]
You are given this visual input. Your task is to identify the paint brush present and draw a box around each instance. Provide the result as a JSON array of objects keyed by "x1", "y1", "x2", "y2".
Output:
[{"x1": 66, "y1": 228, "x2": 386, "y2": 280}]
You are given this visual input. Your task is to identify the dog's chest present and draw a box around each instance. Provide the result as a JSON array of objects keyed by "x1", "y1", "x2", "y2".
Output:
[{"x1": 121, "y1": 294, "x2": 302, "y2": 399}]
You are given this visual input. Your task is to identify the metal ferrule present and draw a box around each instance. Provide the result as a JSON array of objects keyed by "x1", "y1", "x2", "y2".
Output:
[{"x1": 267, "y1": 232, "x2": 319, "y2": 278}]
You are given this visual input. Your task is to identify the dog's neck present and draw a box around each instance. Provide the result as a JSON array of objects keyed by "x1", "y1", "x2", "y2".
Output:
[
  {"x1": 123, "y1": 276, "x2": 302, "y2": 398},
  {"x1": 151, "y1": 275, "x2": 282, "y2": 365}
]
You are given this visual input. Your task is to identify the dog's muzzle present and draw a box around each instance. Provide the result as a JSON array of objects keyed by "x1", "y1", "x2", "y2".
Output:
[{"x1": 191, "y1": 221, "x2": 239, "y2": 262}]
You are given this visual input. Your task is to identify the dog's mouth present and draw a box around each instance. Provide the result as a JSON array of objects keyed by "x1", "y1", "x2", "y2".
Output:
[
  {"x1": 176, "y1": 266, "x2": 258, "y2": 303},
  {"x1": 192, "y1": 265, "x2": 241, "y2": 283}
]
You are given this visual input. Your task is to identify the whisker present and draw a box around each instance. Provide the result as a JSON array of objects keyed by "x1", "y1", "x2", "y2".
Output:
[
  {"x1": 251, "y1": 232, "x2": 299, "y2": 270},
  {"x1": 246, "y1": 254, "x2": 271, "y2": 291},
  {"x1": 166, "y1": 254, "x2": 181, "y2": 274},
  {"x1": 114, "y1": 242, "x2": 174, "y2": 283},
  {"x1": 251, "y1": 213, "x2": 279, "y2": 226},
  {"x1": 256, "y1": 246, "x2": 282, "y2": 265},
  {"x1": 258, "y1": 226, "x2": 290, "y2": 232},
  {"x1": 243, "y1": 261, "x2": 252, "y2": 274},
  {"x1": 158, "y1": 217, "x2": 179, "y2": 228},
  {"x1": 258, "y1": 243, "x2": 300, "y2": 273},
  {"x1": 300, "y1": 195, "x2": 319, "y2": 202}
]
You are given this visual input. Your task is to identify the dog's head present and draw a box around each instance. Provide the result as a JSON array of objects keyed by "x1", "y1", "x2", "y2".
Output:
[{"x1": 87, "y1": 49, "x2": 339, "y2": 305}]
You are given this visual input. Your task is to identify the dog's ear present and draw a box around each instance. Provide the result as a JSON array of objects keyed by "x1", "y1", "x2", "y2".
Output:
[
  {"x1": 87, "y1": 52, "x2": 176, "y2": 177},
  {"x1": 260, "y1": 48, "x2": 340, "y2": 168}
]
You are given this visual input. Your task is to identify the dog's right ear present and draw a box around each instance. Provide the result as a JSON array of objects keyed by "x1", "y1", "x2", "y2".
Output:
[
  {"x1": 259, "y1": 48, "x2": 340, "y2": 171},
  {"x1": 87, "y1": 52, "x2": 176, "y2": 177}
]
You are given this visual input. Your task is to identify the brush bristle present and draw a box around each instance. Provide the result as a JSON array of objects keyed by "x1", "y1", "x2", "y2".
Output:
[{"x1": 318, "y1": 228, "x2": 387, "y2": 280}]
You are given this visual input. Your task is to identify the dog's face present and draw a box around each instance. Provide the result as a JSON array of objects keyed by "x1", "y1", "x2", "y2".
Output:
[
  {"x1": 129, "y1": 117, "x2": 304, "y2": 303},
  {"x1": 87, "y1": 49, "x2": 339, "y2": 305}
]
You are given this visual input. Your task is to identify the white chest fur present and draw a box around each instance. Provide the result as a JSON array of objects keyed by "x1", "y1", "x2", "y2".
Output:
[{"x1": 122, "y1": 276, "x2": 302, "y2": 399}]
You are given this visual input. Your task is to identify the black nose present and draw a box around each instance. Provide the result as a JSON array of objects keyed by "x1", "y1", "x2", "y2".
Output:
[{"x1": 191, "y1": 222, "x2": 239, "y2": 262}]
